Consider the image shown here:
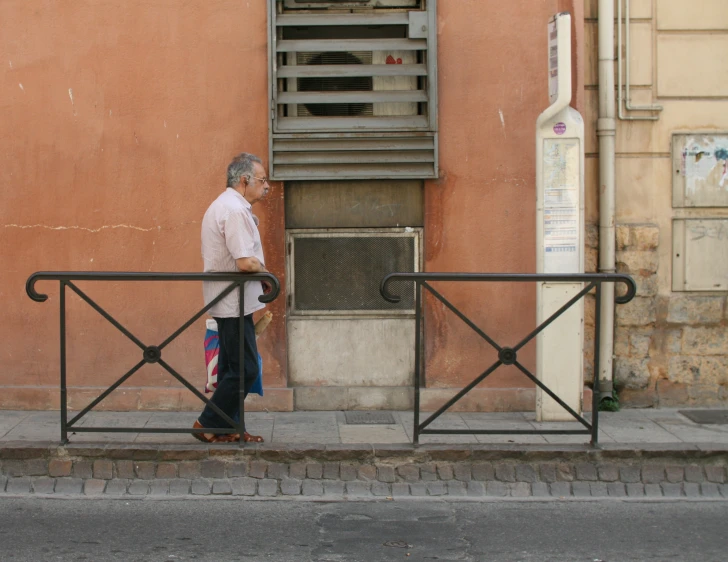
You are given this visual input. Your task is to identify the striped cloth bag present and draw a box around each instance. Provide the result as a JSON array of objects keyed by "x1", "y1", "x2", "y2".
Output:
[{"x1": 204, "y1": 318, "x2": 263, "y2": 396}]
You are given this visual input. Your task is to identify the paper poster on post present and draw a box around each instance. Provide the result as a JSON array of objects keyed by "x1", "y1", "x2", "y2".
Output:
[{"x1": 543, "y1": 138, "x2": 580, "y2": 273}]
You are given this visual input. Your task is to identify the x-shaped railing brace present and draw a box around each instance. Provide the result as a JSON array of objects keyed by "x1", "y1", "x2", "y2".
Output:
[
  {"x1": 26, "y1": 271, "x2": 280, "y2": 444},
  {"x1": 381, "y1": 273, "x2": 636, "y2": 446}
]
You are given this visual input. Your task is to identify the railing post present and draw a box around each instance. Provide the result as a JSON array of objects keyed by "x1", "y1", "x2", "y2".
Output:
[
  {"x1": 592, "y1": 282, "x2": 602, "y2": 447},
  {"x1": 59, "y1": 281, "x2": 68, "y2": 444},
  {"x1": 414, "y1": 280, "x2": 421, "y2": 445}
]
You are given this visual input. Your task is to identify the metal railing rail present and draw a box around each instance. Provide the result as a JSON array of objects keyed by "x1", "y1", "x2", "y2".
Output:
[
  {"x1": 26, "y1": 271, "x2": 280, "y2": 445},
  {"x1": 380, "y1": 273, "x2": 636, "y2": 446}
]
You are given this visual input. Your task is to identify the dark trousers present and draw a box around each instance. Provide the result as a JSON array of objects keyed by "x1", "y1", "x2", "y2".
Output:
[{"x1": 198, "y1": 315, "x2": 259, "y2": 431}]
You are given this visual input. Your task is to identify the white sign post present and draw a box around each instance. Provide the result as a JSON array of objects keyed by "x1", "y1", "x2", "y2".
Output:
[{"x1": 535, "y1": 13, "x2": 586, "y2": 421}]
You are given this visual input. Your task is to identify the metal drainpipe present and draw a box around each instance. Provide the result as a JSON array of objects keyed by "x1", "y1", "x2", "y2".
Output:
[{"x1": 597, "y1": 0, "x2": 617, "y2": 403}]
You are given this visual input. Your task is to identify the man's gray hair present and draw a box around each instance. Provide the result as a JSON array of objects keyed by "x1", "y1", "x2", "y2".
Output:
[{"x1": 226, "y1": 153, "x2": 262, "y2": 188}]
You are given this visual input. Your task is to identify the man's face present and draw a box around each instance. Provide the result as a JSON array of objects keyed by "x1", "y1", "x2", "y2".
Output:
[{"x1": 244, "y1": 163, "x2": 270, "y2": 204}]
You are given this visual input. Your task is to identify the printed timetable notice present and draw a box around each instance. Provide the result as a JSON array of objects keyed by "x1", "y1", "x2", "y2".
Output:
[{"x1": 543, "y1": 138, "x2": 580, "y2": 274}]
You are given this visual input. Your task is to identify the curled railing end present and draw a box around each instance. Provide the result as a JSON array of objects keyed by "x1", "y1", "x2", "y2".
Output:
[
  {"x1": 615, "y1": 274, "x2": 637, "y2": 305},
  {"x1": 26, "y1": 272, "x2": 49, "y2": 302},
  {"x1": 258, "y1": 272, "x2": 281, "y2": 304},
  {"x1": 380, "y1": 274, "x2": 402, "y2": 304}
]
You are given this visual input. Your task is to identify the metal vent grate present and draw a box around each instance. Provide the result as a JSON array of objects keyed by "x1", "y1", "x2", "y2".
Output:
[
  {"x1": 291, "y1": 232, "x2": 417, "y2": 313},
  {"x1": 269, "y1": 2, "x2": 438, "y2": 179},
  {"x1": 297, "y1": 51, "x2": 373, "y2": 117}
]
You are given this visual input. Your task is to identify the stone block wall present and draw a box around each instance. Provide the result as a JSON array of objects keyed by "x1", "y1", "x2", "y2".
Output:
[
  {"x1": 597, "y1": 223, "x2": 728, "y2": 407},
  {"x1": 583, "y1": 0, "x2": 728, "y2": 409},
  {"x1": 583, "y1": 224, "x2": 599, "y2": 384}
]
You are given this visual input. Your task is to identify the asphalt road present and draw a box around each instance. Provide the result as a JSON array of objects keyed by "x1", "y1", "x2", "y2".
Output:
[{"x1": 0, "y1": 498, "x2": 726, "y2": 561}]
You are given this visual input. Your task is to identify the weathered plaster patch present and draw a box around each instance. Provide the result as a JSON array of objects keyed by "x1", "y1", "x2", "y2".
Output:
[{"x1": 68, "y1": 88, "x2": 76, "y2": 116}]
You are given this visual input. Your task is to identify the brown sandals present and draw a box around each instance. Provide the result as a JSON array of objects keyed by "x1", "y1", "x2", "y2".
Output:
[
  {"x1": 192, "y1": 420, "x2": 264, "y2": 444},
  {"x1": 243, "y1": 432, "x2": 264, "y2": 443},
  {"x1": 192, "y1": 420, "x2": 235, "y2": 443}
]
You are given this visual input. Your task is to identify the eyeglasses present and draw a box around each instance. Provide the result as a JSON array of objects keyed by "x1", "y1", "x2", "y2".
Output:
[{"x1": 251, "y1": 176, "x2": 269, "y2": 185}]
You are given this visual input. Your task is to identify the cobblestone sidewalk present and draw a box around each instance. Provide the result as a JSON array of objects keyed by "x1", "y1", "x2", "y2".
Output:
[{"x1": 1, "y1": 408, "x2": 726, "y2": 500}]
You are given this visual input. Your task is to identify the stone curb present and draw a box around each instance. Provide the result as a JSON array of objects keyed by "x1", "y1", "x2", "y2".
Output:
[
  {"x1": 2, "y1": 445, "x2": 726, "y2": 487},
  {"x1": 2, "y1": 441, "x2": 727, "y2": 462},
  {"x1": 2, "y1": 446, "x2": 726, "y2": 500},
  {"x1": 7, "y1": 459, "x2": 728, "y2": 482},
  {"x1": 1, "y1": 477, "x2": 727, "y2": 500}
]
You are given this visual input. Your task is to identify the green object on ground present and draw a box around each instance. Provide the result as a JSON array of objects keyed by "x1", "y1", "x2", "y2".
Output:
[{"x1": 599, "y1": 389, "x2": 620, "y2": 412}]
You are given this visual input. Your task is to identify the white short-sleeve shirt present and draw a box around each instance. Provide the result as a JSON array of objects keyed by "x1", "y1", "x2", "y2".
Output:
[{"x1": 201, "y1": 188, "x2": 265, "y2": 318}]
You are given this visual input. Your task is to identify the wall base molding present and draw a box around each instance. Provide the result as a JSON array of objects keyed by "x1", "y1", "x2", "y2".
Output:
[
  {"x1": 0, "y1": 386, "x2": 294, "y2": 412},
  {"x1": 0, "y1": 386, "x2": 596, "y2": 413}
]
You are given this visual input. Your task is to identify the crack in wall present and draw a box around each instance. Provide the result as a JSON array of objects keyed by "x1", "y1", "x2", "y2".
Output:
[
  {"x1": 4, "y1": 223, "x2": 158, "y2": 233},
  {"x1": 4, "y1": 221, "x2": 198, "y2": 233}
]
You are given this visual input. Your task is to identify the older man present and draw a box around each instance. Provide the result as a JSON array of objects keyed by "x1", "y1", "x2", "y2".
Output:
[{"x1": 193, "y1": 152, "x2": 271, "y2": 443}]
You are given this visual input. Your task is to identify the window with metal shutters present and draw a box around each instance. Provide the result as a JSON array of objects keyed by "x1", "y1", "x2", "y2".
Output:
[
  {"x1": 287, "y1": 229, "x2": 421, "y2": 315},
  {"x1": 268, "y1": 0, "x2": 438, "y2": 180}
]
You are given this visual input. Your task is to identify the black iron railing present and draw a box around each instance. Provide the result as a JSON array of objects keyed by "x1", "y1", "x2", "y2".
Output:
[
  {"x1": 380, "y1": 273, "x2": 636, "y2": 446},
  {"x1": 26, "y1": 271, "x2": 280, "y2": 446}
]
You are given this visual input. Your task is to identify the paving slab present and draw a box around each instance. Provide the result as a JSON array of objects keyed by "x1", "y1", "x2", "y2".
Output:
[
  {"x1": 467, "y1": 412, "x2": 530, "y2": 422},
  {"x1": 463, "y1": 418, "x2": 550, "y2": 445},
  {"x1": 272, "y1": 413, "x2": 338, "y2": 444},
  {"x1": 599, "y1": 418, "x2": 681, "y2": 443},
  {"x1": 475, "y1": 433, "x2": 550, "y2": 445},
  {"x1": 399, "y1": 412, "x2": 479, "y2": 444},
  {"x1": 71, "y1": 411, "x2": 150, "y2": 443},
  {"x1": 652, "y1": 420, "x2": 728, "y2": 443},
  {"x1": 0, "y1": 411, "x2": 31, "y2": 439},
  {"x1": 134, "y1": 412, "x2": 199, "y2": 444},
  {"x1": 1, "y1": 412, "x2": 65, "y2": 442},
  {"x1": 339, "y1": 425, "x2": 408, "y2": 444}
]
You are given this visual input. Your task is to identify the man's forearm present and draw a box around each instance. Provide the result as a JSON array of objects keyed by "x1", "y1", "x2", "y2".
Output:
[{"x1": 236, "y1": 256, "x2": 267, "y2": 273}]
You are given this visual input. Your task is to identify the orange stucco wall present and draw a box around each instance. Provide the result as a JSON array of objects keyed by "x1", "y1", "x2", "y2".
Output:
[
  {"x1": 0, "y1": 0, "x2": 284, "y2": 410},
  {"x1": 424, "y1": 0, "x2": 584, "y2": 397},
  {"x1": 0, "y1": 0, "x2": 583, "y2": 410}
]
